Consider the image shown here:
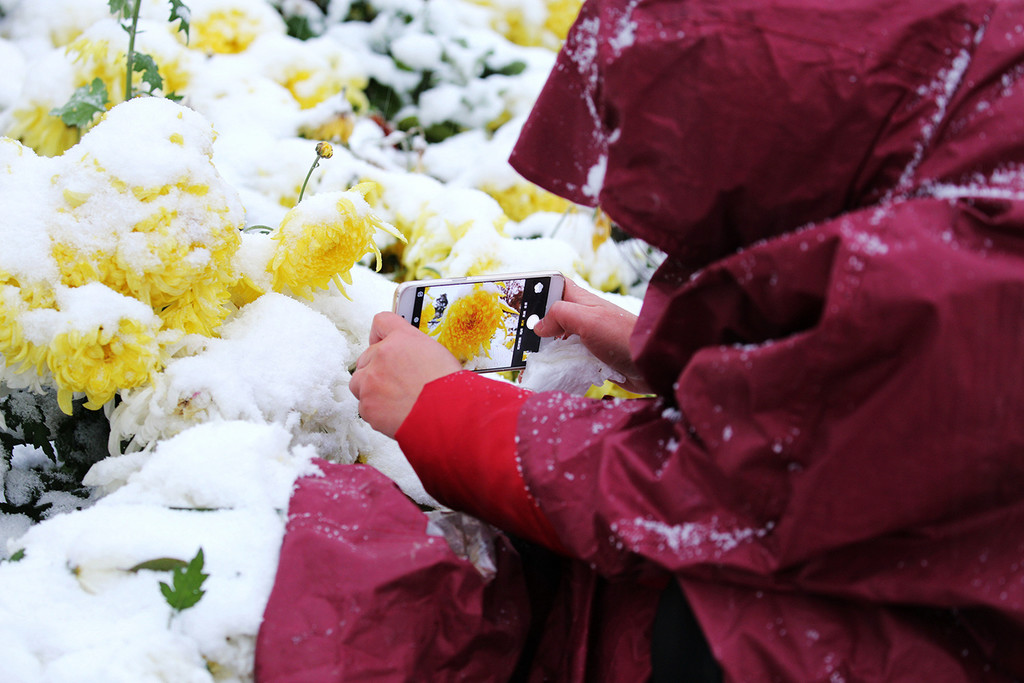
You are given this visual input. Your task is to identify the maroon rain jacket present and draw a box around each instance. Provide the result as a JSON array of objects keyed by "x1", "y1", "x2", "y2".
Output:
[{"x1": 257, "y1": 0, "x2": 1024, "y2": 681}]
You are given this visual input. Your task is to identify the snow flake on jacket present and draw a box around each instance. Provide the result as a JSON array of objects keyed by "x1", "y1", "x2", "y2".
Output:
[{"x1": 510, "y1": 0, "x2": 1024, "y2": 680}]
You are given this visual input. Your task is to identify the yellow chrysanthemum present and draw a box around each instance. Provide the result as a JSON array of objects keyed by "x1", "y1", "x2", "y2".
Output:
[
  {"x1": 52, "y1": 178, "x2": 242, "y2": 336},
  {"x1": 48, "y1": 317, "x2": 163, "y2": 414},
  {"x1": 471, "y1": 0, "x2": 583, "y2": 49},
  {"x1": 402, "y1": 214, "x2": 474, "y2": 279},
  {"x1": 427, "y1": 285, "x2": 518, "y2": 363},
  {"x1": 2, "y1": 99, "x2": 244, "y2": 414},
  {"x1": 464, "y1": 253, "x2": 506, "y2": 278},
  {"x1": 42, "y1": 98, "x2": 247, "y2": 338},
  {"x1": 283, "y1": 66, "x2": 369, "y2": 111},
  {"x1": 269, "y1": 182, "x2": 406, "y2": 300},
  {"x1": 4, "y1": 105, "x2": 82, "y2": 158},
  {"x1": 0, "y1": 283, "x2": 48, "y2": 377},
  {"x1": 482, "y1": 181, "x2": 574, "y2": 223},
  {"x1": 544, "y1": 0, "x2": 585, "y2": 42},
  {"x1": 5, "y1": 23, "x2": 193, "y2": 157},
  {"x1": 229, "y1": 273, "x2": 266, "y2": 309},
  {"x1": 154, "y1": 270, "x2": 239, "y2": 337},
  {"x1": 300, "y1": 112, "x2": 356, "y2": 145},
  {"x1": 190, "y1": 8, "x2": 274, "y2": 54},
  {"x1": 500, "y1": 7, "x2": 544, "y2": 48},
  {"x1": 401, "y1": 201, "x2": 510, "y2": 280},
  {"x1": 66, "y1": 31, "x2": 191, "y2": 104}
]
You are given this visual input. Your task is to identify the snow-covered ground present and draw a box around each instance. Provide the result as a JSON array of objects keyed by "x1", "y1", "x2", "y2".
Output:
[{"x1": 0, "y1": 1, "x2": 658, "y2": 679}]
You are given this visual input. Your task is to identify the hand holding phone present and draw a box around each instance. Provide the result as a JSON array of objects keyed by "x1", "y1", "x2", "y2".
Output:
[
  {"x1": 533, "y1": 279, "x2": 649, "y2": 394},
  {"x1": 393, "y1": 271, "x2": 565, "y2": 372},
  {"x1": 350, "y1": 311, "x2": 463, "y2": 438}
]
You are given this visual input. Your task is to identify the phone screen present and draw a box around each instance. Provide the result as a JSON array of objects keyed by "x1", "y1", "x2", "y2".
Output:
[{"x1": 408, "y1": 275, "x2": 556, "y2": 371}]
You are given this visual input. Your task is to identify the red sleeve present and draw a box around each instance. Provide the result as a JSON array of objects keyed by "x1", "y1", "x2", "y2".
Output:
[{"x1": 395, "y1": 371, "x2": 567, "y2": 554}]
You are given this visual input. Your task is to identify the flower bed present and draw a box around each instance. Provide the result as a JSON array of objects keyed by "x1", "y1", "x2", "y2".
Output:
[{"x1": 0, "y1": 1, "x2": 660, "y2": 679}]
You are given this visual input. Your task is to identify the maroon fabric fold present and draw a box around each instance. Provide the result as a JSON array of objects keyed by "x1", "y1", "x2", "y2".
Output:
[{"x1": 255, "y1": 462, "x2": 529, "y2": 682}]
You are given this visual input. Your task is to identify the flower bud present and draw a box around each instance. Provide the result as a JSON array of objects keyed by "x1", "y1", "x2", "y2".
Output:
[{"x1": 315, "y1": 141, "x2": 334, "y2": 159}]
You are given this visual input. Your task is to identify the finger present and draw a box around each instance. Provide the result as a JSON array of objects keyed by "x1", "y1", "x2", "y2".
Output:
[
  {"x1": 560, "y1": 278, "x2": 610, "y2": 308},
  {"x1": 354, "y1": 347, "x2": 372, "y2": 372},
  {"x1": 369, "y1": 310, "x2": 414, "y2": 344},
  {"x1": 535, "y1": 300, "x2": 588, "y2": 338},
  {"x1": 533, "y1": 302, "x2": 569, "y2": 337},
  {"x1": 348, "y1": 365, "x2": 363, "y2": 398},
  {"x1": 559, "y1": 277, "x2": 585, "y2": 304},
  {"x1": 561, "y1": 278, "x2": 605, "y2": 306}
]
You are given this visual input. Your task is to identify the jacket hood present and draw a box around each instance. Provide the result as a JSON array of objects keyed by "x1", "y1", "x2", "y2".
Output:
[{"x1": 511, "y1": 0, "x2": 1024, "y2": 268}]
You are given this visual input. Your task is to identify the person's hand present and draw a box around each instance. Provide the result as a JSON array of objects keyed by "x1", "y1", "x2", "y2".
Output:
[
  {"x1": 349, "y1": 311, "x2": 463, "y2": 438},
  {"x1": 533, "y1": 279, "x2": 649, "y2": 394}
]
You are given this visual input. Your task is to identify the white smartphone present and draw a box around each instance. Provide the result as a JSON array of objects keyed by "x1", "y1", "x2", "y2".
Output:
[{"x1": 393, "y1": 271, "x2": 565, "y2": 372}]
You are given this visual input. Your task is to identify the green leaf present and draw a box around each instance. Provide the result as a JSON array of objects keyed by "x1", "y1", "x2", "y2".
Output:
[
  {"x1": 422, "y1": 120, "x2": 462, "y2": 143},
  {"x1": 132, "y1": 53, "x2": 164, "y2": 94},
  {"x1": 7, "y1": 549, "x2": 25, "y2": 563},
  {"x1": 159, "y1": 548, "x2": 208, "y2": 612},
  {"x1": 21, "y1": 422, "x2": 55, "y2": 459},
  {"x1": 129, "y1": 557, "x2": 189, "y2": 573},
  {"x1": 481, "y1": 60, "x2": 527, "y2": 78},
  {"x1": 285, "y1": 15, "x2": 316, "y2": 41},
  {"x1": 108, "y1": 0, "x2": 133, "y2": 20},
  {"x1": 50, "y1": 78, "x2": 109, "y2": 128},
  {"x1": 168, "y1": 0, "x2": 190, "y2": 42},
  {"x1": 344, "y1": 0, "x2": 378, "y2": 22},
  {"x1": 365, "y1": 78, "x2": 403, "y2": 120},
  {"x1": 241, "y1": 224, "x2": 274, "y2": 234}
]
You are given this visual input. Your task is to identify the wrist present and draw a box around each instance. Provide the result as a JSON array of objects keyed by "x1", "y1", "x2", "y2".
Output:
[{"x1": 396, "y1": 372, "x2": 567, "y2": 553}]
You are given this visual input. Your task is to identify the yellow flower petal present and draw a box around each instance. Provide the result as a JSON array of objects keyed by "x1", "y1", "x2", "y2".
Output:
[{"x1": 269, "y1": 186, "x2": 404, "y2": 300}]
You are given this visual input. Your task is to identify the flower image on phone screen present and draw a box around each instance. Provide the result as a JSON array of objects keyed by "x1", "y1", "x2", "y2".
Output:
[{"x1": 409, "y1": 275, "x2": 555, "y2": 371}]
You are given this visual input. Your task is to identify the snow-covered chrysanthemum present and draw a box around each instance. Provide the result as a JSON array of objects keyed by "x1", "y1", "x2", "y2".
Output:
[
  {"x1": 399, "y1": 187, "x2": 510, "y2": 279},
  {"x1": 0, "y1": 281, "x2": 49, "y2": 380},
  {"x1": 470, "y1": 0, "x2": 584, "y2": 49},
  {"x1": 3, "y1": 19, "x2": 195, "y2": 157},
  {"x1": 269, "y1": 182, "x2": 405, "y2": 300},
  {"x1": 0, "y1": 98, "x2": 245, "y2": 412},
  {"x1": 51, "y1": 97, "x2": 244, "y2": 336},
  {"x1": 482, "y1": 180, "x2": 573, "y2": 222},
  {"x1": 40, "y1": 285, "x2": 164, "y2": 413},
  {"x1": 186, "y1": 0, "x2": 287, "y2": 55},
  {"x1": 242, "y1": 33, "x2": 369, "y2": 112},
  {"x1": 65, "y1": 19, "x2": 193, "y2": 101}
]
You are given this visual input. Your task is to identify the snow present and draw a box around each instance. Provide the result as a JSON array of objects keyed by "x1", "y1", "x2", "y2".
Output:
[
  {"x1": 0, "y1": 0, "x2": 648, "y2": 679},
  {"x1": 612, "y1": 515, "x2": 776, "y2": 561},
  {"x1": 519, "y1": 334, "x2": 625, "y2": 395},
  {"x1": 5, "y1": 420, "x2": 318, "y2": 682}
]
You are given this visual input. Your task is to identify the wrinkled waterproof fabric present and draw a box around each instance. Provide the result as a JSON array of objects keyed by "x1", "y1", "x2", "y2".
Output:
[
  {"x1": 508, "y1": 0, "x2": 1024, "y2": 680},
  {"x1": 257, "y1": 0, "x2": 1024, "y2": 681},
  {"x1": 255, "y1": 461, "x2": 530, "y2": 682}
]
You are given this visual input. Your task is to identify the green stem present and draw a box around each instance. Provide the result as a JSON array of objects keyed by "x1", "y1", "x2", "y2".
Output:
[
  {"x1": 125, "y1": 0, "x2": 143, "y2": 101},
  {"x1": 297, "y1": 158, "x2": 321, "y2": 204}
]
